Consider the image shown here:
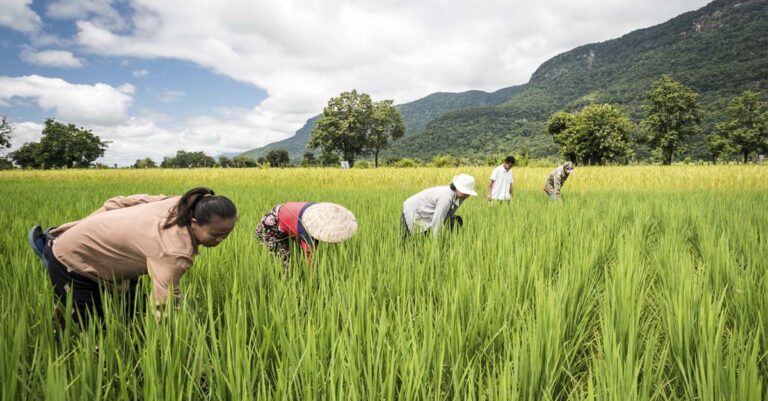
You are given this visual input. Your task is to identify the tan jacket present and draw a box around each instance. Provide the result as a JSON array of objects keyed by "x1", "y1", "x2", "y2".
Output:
[
  {"x1": 52, "y1": 195, "x2": 197, "y2": 315},
  {"x1": 544, "y1": 165, "x2": 570, "y2": 198}
]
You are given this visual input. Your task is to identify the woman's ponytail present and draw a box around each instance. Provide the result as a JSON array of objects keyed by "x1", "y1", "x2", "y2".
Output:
[{"x1": 164, "y1": 187, "x2": 236, "y2": 229}]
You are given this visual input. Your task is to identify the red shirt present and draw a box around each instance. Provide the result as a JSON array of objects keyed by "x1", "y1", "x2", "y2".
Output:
[{"x1": 277, "y1": 202, "x2": 315, "y2": 257}]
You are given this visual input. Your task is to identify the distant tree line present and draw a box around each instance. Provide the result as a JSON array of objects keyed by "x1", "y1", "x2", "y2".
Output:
[
  {"x1": 133, "y1": 149, "x2": 291, "y2": 169},
  {"x1": 546, "y1": 75, "x2": 767, "y2": 165},
  {"x1": 1, "y1": 78, "x2": 764, "y2": 170}
]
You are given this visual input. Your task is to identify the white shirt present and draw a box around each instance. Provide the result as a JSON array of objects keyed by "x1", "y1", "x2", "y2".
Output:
[
  {"x1": 402, "y1": 186, "x2": 462, "y2": 235},
  {"x1": 489, "y1": 165, "x2": 514, "y2": 200}
]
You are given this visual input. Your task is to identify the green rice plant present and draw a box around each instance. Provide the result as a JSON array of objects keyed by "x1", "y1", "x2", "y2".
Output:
[{"x1": 0, "y1": 166, "x2": 766, "y2": 400}]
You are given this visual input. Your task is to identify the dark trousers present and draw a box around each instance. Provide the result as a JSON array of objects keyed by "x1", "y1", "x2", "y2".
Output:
[{"x1": 44, "y1": 244, "x2": 138, "y2": 326}]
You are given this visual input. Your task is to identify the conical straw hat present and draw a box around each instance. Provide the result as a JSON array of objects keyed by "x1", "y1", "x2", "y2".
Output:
[{"x1": 301, "y1": 202, "x2": 358, "y2": 243}]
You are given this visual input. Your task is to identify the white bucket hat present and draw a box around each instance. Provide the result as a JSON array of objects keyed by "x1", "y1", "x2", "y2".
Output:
[
  {"x1": 301, "y1": 203, "x2": 358, "y2": 243},
  {"x1": 452, "y1": 173, "x2": 478, "y2": 196}
]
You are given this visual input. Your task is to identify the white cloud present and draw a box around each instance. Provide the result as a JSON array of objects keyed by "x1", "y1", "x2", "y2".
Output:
[
  {"x1": 0, "y1": 75, "x2": 133, "y2": 125},
  {"x1": 28, "y1": 33, "x2": 72, "y2": 48},
  {"x1": 0, "y1": 0, "x2": 42, "y2": 32},
  {"x1": 116, "y1": 83, "x2": 136, "y2": 94},
  {"x1": 25, "y1": 111, "x2": 289, "y2": 166},
  {"x1": 156, "y1": 88, "x2": 185, "y2": 102},
  {"x1": 20, "y1": 49, "x2": 84, "y2": 68},
  {"x1": 5, "y1": 121, "x2": 44, "y2": 148},
  {"x1": 46, "y1": 0, "x2": 128, "y2": 31},
  {"x1": 132, "y1": 69, "x2": 149, "y2": 77}
]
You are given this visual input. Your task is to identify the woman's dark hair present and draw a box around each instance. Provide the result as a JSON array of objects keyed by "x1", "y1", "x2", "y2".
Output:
[
  {"x1": 163, "y1": 187, "x2": 237, "y2": 229},
  {"x1": 450, "y1": 183, "x2": 457, "y2": 191}
]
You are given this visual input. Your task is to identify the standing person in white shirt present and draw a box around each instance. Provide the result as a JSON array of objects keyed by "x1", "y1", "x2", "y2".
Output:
[
  {"x1": 487, "y1": 156, "x2": 516, "y2": 205},
  {"x1": 401, "y1": 173, "x2": 478, "y2": 239}
]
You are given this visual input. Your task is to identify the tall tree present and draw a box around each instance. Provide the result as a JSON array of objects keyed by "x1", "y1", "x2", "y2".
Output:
[
  {"x1": 161, "y1": 150, "x2": 215, "y2": 168},
  {"x1": 707, "y1": 127, "x2": 732, "y2": 165},
  {"x1": 547, "y1": 104, "x2": 634, "y2": 165},
  {"x1": 266, "y1": 149, "x2": 291, "y2": 167},
  {"x1": 368, "y1": 100, "x2": 405, "y2": 167},
  {"x1": 0, "y1": 116, "x2": 12, "y2": 150},
  {"x1": 640, "y1": 75, "x2": 701, "y2": 165},
  {"x1": 0, "y1": 116, "x2": 13, "y2": 169},
  {"x1": 232, "y1": 155, "x2": 257, "y2": 167},
  {"x1": 133, "y1": 158, "x2": 157, "y2": 168},
  {"x1": 8, "y1": 119, "x2": 109, "y2": 169},
  {"x1": 308, "y1": 90, "x2": 373, "y2": 166},
  {"x1": 301, "y1": 151, "x2": 316, "y2": 167},
  {"x1": 717, "y1": 91, "x2": 768, "y2": 163},
  {"x1": 217, "y1": 156, "x2": 234, "y2": 168}
]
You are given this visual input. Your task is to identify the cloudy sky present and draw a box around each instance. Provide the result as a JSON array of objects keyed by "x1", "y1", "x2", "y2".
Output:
[{"x1": 0, "y1": 0, "x2": 711, "y2": 166}]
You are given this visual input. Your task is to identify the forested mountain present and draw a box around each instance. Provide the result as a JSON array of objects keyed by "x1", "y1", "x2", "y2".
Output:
[
  {"x1": 244, "y1": 0, "x2": 767, "y2": 162},
  {"x1": 388, "y1": 0, "x2": 768, "y2": 160}
]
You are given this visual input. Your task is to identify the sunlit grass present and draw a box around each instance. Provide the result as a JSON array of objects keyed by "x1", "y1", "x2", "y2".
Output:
[{"x1": 1, "y1": 166, "x2": 766, "y2": 400}]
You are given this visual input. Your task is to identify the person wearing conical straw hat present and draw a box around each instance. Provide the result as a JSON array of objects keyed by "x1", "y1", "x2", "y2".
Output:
[
  {"x1": 255, "y1": 202, "x2": 357, "y2": 272},
  {"x1": 543, "y1": 161, "x2": 575, "y2": 201},
  {"x1": 401, "y1": 173, "x2": 477, "y2": 239}
]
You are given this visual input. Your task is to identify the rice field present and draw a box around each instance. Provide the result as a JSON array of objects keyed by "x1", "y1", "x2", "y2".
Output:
[{"x1": 1, "y1": 166, "x2": 766, "y2": 401}]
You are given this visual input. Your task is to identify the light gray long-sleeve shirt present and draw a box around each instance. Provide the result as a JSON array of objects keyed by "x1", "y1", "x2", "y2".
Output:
[{"x1": 402, "y1": 186, "x2": 462, "y2": 236}]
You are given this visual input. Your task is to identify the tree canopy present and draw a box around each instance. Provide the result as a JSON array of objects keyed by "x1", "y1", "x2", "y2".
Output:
[
  {"x1": 368, "y1": 99, "x2": 405, "y2": 167},
  {"x1": 309, "y1": 90, "x2": 404, "y2": 167},
  {"x1": 266, "y1": 149, "x2": 291, "y2": 167},
  {"x1": 548, "y1": 104, "x2": 634, "y2": 165},
  {"x1": 640, "y1": 75, "x2": 701, "y2": 165},
  {"x1": 714, "y1": 91, "x2": 768, "y2": 163},
  {"x1": 132, "y1": 158, "x2": 157, "y2": 168},
  {"x1": 161, "y1": 150, "x2": 216, "y2": 168},
  {"x1": 9, "y1": 119, "x2": 109, "y2": 169},
  {"x1": 0, "y1": 116, "x2": 12, "y2": 150}
]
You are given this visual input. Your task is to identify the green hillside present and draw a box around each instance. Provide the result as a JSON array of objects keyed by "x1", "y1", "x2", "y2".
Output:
[
  {"x1": 388, "y1": 0, "x2": 768, "y2": 160},
  {"x1": 242, "y1": 86, "x2": 524, "y2": 162}
]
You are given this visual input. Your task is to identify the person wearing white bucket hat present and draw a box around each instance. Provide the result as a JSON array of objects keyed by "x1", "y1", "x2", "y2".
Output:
[
  {"x1": 255, "y1": 202, "x2": 357, "y2": 272},
  {"x1": 401, "y1": 173, "x2": 477, "y2": 239}
]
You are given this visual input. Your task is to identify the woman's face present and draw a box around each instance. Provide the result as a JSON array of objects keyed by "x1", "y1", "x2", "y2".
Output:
[{"x1": 190, "y1": 216, "x2": 237, "y2": 247}]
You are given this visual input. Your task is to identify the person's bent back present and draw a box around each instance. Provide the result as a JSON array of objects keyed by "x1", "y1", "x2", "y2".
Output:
[{"x1": 41, "y1": 187, "x2": 237, "y2": 325}]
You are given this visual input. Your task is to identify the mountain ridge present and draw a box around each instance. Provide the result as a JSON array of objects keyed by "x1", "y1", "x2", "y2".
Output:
[{"x1": 244, "y1": 0, "x2": 768, "y2": 162}]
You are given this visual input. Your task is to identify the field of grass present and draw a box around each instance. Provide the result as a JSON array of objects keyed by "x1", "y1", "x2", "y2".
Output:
[{"x1": 1, "y1": 166, "x2": 767, "y2": 400}]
